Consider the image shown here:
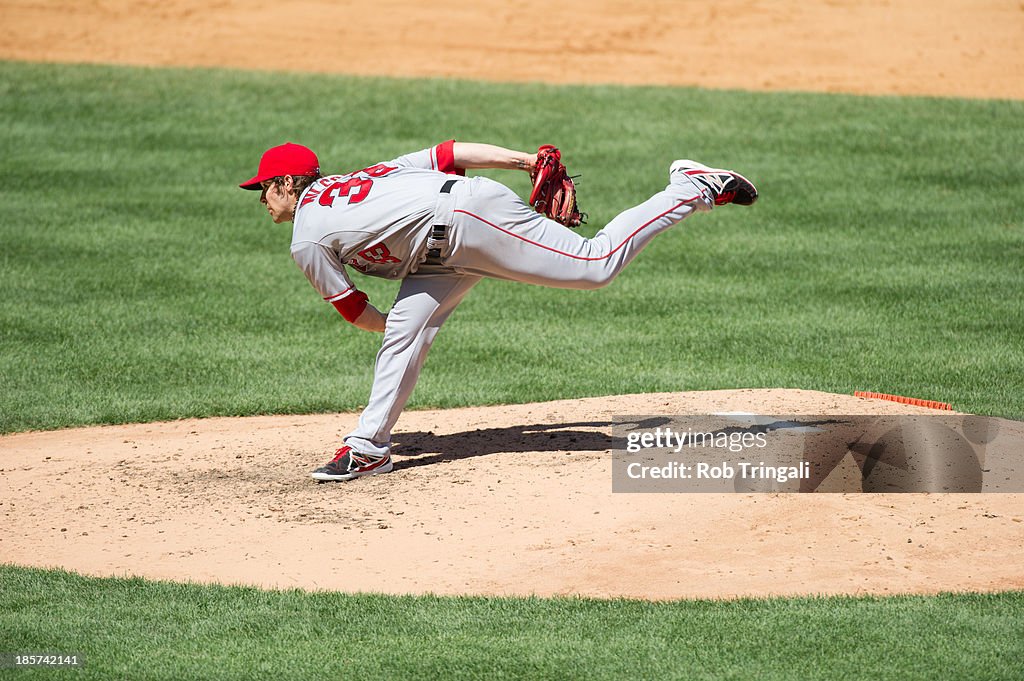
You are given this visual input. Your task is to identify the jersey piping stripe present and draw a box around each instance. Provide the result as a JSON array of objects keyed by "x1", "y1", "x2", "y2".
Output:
[
  {"x1": 324, "y1": 287, "x2": 356, "y2": 302},
  {"x1": 453, "y1": 199, "x2": 697, "y2": 261}
]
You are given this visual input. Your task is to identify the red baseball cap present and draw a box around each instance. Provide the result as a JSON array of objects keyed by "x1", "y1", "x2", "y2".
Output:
[{"x1": 239, "y1": 142, "x2": 320, "y2": 190}]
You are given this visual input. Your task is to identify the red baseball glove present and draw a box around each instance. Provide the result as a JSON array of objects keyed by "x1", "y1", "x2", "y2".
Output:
[{"x1": 529, "y1": 145, "x2": 587, "y2": 228}]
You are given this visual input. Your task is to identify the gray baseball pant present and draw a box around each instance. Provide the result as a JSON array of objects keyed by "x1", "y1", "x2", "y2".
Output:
[{"x1": 346, "y1": 175, "x2": 710, "y2": 457}]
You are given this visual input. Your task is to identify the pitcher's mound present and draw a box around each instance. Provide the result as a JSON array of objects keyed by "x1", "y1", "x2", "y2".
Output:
[{"x1": 2, "y1": 389, "x2": 1021, "y2": 599}]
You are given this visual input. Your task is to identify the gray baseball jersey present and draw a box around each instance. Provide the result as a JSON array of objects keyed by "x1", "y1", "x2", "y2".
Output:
[{"x1": 290, "y1": 141, "x2": 463, "y2": 316}]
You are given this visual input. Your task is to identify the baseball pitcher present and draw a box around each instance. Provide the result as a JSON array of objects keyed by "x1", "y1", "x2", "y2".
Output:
[{"x1": 239, "y1": 140, "x2": 757, "y2": 481}]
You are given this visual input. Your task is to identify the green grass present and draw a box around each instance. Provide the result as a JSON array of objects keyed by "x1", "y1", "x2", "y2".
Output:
[
  {"x1": 1, "y1": 565, "x2": 1022, "y2": 680},
  {"x1": 1, "y1": 62, "x2": 1022, "y2": 432},
  {"x1": 1, "y1": 62, "x2": 1022, "y2": 680}
]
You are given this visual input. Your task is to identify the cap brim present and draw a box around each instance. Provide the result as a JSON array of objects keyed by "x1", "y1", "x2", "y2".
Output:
[
  {"x1": 239, "y1": 174, "x2": 268, "y2": 191},
  {"x1": 240, "y1": 171, "x2": 319, "y2": 190}
]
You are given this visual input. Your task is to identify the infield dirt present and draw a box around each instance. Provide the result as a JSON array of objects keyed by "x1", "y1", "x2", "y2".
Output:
[
  {"x1": 3, "y1": 391, "x2": 1023, "y2": 599},
  {"x1": 1, "y1": 1, "x2": 1022, "y2": 599}
]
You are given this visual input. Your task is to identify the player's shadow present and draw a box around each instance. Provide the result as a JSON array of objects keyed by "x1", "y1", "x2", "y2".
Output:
[{"x1": 390, "y1": 416, "x2": 670, "y2": 471}]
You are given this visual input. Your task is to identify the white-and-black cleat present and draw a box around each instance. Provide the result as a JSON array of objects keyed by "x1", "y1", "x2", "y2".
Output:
[
  {"x1": 311, "y1": 445, "x2": 393, "y2": 482},
  {"x1": 670, "y1": 159, "x2": 758, "y2": 206}
]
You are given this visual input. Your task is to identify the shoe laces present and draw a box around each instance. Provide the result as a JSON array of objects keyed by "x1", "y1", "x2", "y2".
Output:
[{"x1": 334, "y1": 446, "x2": 377, "y2": 466}]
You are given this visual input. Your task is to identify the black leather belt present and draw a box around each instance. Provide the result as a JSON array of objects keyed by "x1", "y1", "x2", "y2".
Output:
[{"x1": 427, "y1": 179, "x2": 458, "y2": 257}]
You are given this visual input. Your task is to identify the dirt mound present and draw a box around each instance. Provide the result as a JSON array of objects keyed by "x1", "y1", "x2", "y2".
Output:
[{"x1": 3, "y1": 389, "x2": 1022, "y2": 599}]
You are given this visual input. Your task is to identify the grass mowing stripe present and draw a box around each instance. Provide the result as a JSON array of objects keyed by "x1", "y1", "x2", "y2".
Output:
[
  {"x1": 1, "y1": 565, "x2": 1022, "y2": 680},
  {"x1": 1, "y1": 61, "x2": 1022, "y2": 433}
]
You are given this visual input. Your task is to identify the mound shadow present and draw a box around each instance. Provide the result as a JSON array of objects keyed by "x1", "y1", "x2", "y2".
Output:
[{"x1": 390, "y1": 416, "x2": 672, "y2": 470}]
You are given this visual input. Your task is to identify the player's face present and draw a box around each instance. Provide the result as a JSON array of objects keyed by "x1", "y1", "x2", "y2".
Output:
[{"x1": 260, "y1": 177, "x2": 296, "y2": 223}]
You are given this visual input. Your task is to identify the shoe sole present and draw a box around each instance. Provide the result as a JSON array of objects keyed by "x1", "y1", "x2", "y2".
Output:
[
  {"x1": 670, "y1": 160, "x2": 758, "y2": 206},
  {"x1": 311, "y1": 458, "x2": 394, "y2": 482},
  {"x1": 727, "y1": 169, "x2": 758, "y2": 206}
]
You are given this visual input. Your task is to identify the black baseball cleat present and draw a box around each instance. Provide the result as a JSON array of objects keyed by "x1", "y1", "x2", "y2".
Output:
[
  {"x1": 670, "y1": 160, "x2": 758, "y2": 206},
  {"x1": 311, "y1": 445, "x2": 393, "y2": 482}
]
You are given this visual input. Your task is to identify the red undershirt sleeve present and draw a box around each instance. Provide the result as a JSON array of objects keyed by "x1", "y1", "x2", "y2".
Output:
[
  {"x1": 434, "y1": 139, "x2": 465, "y2": 176},
  {"x1": 326, "y1": 289, "x2": 369, "y2": 323}
]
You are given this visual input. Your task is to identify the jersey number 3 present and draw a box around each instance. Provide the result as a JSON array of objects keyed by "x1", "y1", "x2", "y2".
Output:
[
  {"x1": 319, "y1": 177, "x2": 374, "y2": 206},
  {"x1": 315, "y1": 164, "x2": 397, "y2": 207}
]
